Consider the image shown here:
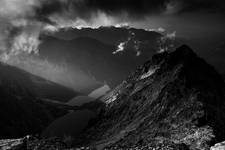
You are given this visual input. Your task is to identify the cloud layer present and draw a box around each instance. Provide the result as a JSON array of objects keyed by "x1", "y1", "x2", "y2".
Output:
[{"x1": 0, "y1": 0, "x2": 224, "y2": 58}]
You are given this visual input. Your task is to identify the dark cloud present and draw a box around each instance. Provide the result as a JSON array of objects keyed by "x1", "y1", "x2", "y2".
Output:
[
  {"x1": 176, "y1": 0, "x2": 225, "y2": 13},
  {"x1": 0, "y1": 0, "x2": 225, "y2": 58},
  {"x1": 33, "y1": 0, "x2": 225, "y2": 25},
  {"x1": 37, "y1": 0, "x2": 225, "y2": 16},
  {"x1": 35, "y1": 0, "x2": 63, "y2": 18},
  {"x1": 86, "y1": 0, "x2": 225, "y2": 14},
  {"x1": 84, "y1": 0, "x2": 169, "y2": 15}
]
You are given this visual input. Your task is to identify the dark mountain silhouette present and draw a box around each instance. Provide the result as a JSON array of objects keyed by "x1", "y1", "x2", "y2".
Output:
[
  {"x1": 0, "y1": 62, "x2": 79, "y2": 138},
  {"x1": 53, "y1": 26, "x2": 161, "y2": 46},
  {"x1": 180, "y1": 36, "x2": 225, "y2": 76},
  {"x1": 74, "y1": 45, "x2": 225, "y2": 149}
]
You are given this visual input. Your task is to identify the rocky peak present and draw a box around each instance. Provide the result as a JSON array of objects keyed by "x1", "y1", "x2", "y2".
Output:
[{"x1": 78, "y1": 45, "x2": 225, "y2": 150}]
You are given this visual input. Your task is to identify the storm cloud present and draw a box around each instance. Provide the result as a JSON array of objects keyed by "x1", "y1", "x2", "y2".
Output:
[
  {"x1": 37, "y1": 0, "x2": 225, "y2": 21},
  {"x1": 0, "y1": 0, "x2": 224, "y2": 58}
]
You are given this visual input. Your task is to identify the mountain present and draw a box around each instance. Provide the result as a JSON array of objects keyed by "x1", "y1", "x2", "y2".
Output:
[
  {"x1": 179, "y1": 36, "x2": 225, "y2": 75},
  {"x1": 0, "y1": 62, "x2": 79, "y2": 102},
  {"x1": 52, "y1": 26, "x2": 162, "y2": 46},
  {"x1": 74, "y1": 45, "x2": 225, "y2": 149},
  {"x1": 39, "y1": 27, "x2": 162, "y2": 90},
  {"x1": 2, "y1": 45, "x2": 225, "y2": 150},
  {"x1": 0, "y1": 62, "x2": 78, "y2": 138}
]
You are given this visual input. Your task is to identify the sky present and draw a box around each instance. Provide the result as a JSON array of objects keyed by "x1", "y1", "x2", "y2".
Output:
[
  {"x1": 0, "y1": 0, "x2": 224, "y2": 57},
  {"x1": 0, "y1": 0, "x2": 225, "y2": 73}
]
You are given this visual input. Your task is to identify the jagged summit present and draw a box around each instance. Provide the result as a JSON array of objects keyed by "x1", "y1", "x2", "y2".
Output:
[{"x1": 77, "y1": 45, "x2": 225, "y2": 150}]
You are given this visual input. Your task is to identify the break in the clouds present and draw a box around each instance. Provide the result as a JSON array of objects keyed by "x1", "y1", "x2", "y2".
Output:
[{"x1": 0, "y1": 0, "x2": 225, "y2": 58}]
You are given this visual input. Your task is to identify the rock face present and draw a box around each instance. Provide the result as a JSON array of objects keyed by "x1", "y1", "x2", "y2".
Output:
[
  {"x1": 77, "y1": 45, "x2": 225, "y2": 149},
  {"x1": 211, "y1": 141, "x2": 225, "y2": 150},
  {"x1": 0, "y1": 136, "x2": 67, "y2": 150}
]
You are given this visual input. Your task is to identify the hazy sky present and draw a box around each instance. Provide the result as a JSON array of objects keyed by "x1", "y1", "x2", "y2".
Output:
[{"x1": 0, "y1": 0, "x2": 224, "y2": 63}]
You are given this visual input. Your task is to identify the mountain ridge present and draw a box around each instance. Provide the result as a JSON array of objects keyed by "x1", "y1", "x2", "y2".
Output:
[
  {"x1": 75, "y1": 45, "x2": 225, "y2": 149},
  {"x1": 1, "y1": 45, "x2": 225, "y2": 150},
  {"x1": 0, "y1": 61, "x2": 79, "y2": 102}
]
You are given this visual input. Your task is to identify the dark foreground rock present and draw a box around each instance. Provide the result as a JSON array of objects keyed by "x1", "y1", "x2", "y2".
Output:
[
  {"x1": 0, "y1": 137, "x2": 189, "y2": 150},
  {"x1": 0, "y1": 136, "x2": 67, "y2": 150}
]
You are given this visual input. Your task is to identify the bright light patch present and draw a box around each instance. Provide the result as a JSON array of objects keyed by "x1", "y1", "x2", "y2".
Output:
[
  {"x1": 11, "y1": 32, "x2": 40, "y2": 55},
  {"x1": 106, "y1": 93, "x2": 118, "y2": 104},
  {"x1": 140, "y1": 67, "x2": 159, "y2": 80},
  {"x1": 136, "y1": 51, "x2": 141, "y2": 56},
  {"x1": 113, "y1": 42, "x2": 126, "y2": 54}
]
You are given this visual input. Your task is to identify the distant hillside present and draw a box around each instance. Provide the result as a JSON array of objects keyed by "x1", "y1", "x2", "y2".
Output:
[
  {"x1": 53, "y1": 26, "x2": 161, "y2": 46},
  {"x1": 0, "y1": 62, "x2": 79, "y2": 138},
  {"x1": 0, "y1": 62, "x2": 79, "y2": 102}
]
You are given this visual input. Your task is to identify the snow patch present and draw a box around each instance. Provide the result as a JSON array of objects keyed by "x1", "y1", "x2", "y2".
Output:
[
  {"x1": 112, "y1": 31, "x2": 141, "y2": 56},
  {"x1": 140, "y1": 67, "x2": 158, "y2": 80},
  {"x1": 106, "y1": 93, "x2": 118, "y2": 104},
  {"x1": 113, "y1": 42, "x2": 126, "y2": 54},
  {"x1": 88, "y1": 84, "x2": 111, "y2": 99}
]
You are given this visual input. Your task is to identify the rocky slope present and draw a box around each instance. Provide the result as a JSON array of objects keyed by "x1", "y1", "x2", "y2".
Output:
[
  {"x1": 0, "y1": 136, "x2": 67, "y2": 150},
  {"x1": 2, "y1": 45, "x2": 225, "y2": 150},
  {"x1": 76, "y1": 45, "x2": 225, "y2": 149}
]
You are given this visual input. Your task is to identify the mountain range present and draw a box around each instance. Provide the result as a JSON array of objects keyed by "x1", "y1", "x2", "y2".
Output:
[
  {"x1": 1, "y1": 27, "x2": 225, "y2": 150},
  {"x1": 37, "y1": 27, "x2": 163, "y2": 92}
]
